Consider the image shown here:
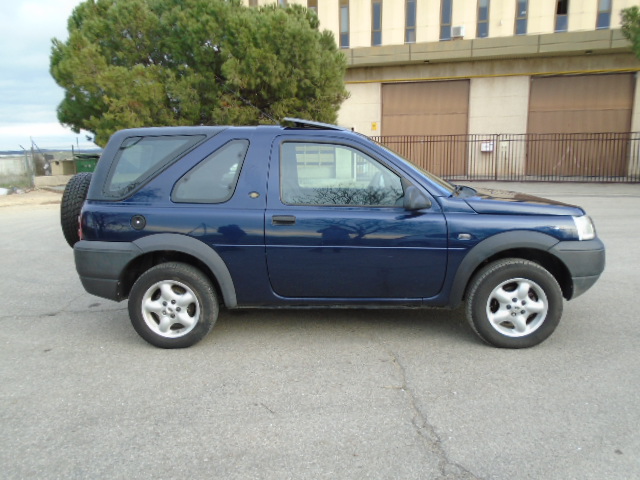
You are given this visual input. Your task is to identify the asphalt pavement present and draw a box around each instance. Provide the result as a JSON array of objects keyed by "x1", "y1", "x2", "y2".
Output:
[{"x1": 0, "y1": 182, "x2": 638, "y2": 479}]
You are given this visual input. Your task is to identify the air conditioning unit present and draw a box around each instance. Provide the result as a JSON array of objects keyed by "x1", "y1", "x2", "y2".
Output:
[{"x1": 452, "y1": 25, "x2": 465, "y2": 38}]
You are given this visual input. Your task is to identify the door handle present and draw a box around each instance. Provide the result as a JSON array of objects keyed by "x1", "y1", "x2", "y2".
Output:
[{"x1": 272, "y1": 215, "x2": 296, "y2": 225}]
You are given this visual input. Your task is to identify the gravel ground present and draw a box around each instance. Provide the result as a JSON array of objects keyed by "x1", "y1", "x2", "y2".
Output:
[{"x1": 0, "y1": 189, "x2": 62, "y2": 208}]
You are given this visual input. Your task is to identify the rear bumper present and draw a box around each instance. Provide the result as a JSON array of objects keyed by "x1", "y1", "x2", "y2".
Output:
[
  {"x1": 550, "y1": 238, "x2": 605, "y2": 299},
  {"x1": 74, "y1": 240, "x2": 141, "y2": 301}
]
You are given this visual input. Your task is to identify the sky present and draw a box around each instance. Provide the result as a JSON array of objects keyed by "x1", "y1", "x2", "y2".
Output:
[{"x1": 0, "y1": 0, "x2": 96, "y2": 151}]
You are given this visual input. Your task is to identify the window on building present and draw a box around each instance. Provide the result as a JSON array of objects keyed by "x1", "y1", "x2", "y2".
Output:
[
  {"x1": 596, "y1": 0, "x2": 611, "y2": 29},
  {"x1": 440, "y1": 0, "x2": 453, "y2": 41},
  {"x1": 477, "y1": 0, "x2": 490, "y2": 38},
  {"x1": 555, "y1": 0, "x2": 568, "y2": 32},
  {"x1": 405, "y1": 0, "x2": 417, "y2": 43},
  {"x1": 307, "y1": 0, "x2": 317, "y2": 14},
  {"x1": 249, "y1": 0, "x2": 258, "y2": 6},
  {"x1": 340, "y1": 0, "x2": 350, "y2": 48},
  {"x1": 515, "y1": 0, "x2": 528, "y2": 35},
  {"x1": 371, "y1": 0, "x2": 382, "y2": 46},
  {"x1": 279, "y1": 0, "x2": 288, "y2": 6}
]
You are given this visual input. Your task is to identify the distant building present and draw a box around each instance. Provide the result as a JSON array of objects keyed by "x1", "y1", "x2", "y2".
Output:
[{"x1": 244, "y1": 0, "x2": 640, "y2": 139}]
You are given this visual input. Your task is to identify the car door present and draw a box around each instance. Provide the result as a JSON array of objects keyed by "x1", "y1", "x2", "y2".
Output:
[{"x1": 265, "y1": 136, "x2": 448, "y2": 300}]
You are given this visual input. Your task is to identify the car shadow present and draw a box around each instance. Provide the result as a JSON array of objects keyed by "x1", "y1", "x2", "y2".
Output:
[{"x1": 207, "y1": 306, "x2": 480, "y2": 347}]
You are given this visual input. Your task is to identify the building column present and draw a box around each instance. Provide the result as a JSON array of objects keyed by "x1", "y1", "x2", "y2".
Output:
[
  {"x1": 338, "y1": 83, "x2": 382, "y2": 136},
  {"x1": 467, "y1": 76, "x2": 530, "y2": 178}
]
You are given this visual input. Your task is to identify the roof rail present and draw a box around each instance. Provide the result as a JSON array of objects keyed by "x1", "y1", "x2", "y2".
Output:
[{"x1": 282, "y1": 117, "x2": 349, "y2": 132}]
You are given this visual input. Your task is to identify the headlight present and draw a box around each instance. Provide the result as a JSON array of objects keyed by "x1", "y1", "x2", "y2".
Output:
[{"x1": 573, "y1": 215, "x2": 596, "y2": 241}]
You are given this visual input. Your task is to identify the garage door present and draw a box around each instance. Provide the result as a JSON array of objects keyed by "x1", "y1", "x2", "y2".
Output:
[
  {"x1": 381, "y1": 81, "x2": 469, "y2": 176},
  {"x1": 527, "y1": 74, "x2": 635, "y2": 177}
]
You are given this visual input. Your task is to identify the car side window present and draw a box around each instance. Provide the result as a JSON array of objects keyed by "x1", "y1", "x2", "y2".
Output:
[
  {"x1": 106, "y1": 135, "x2": 205, "y2": 197},
  {"x1": 280, "y1": 142, "x2": 404, "y2": 206},
  {"x1": 172, "y1": 140, "x2": 249, "y2": 203}
]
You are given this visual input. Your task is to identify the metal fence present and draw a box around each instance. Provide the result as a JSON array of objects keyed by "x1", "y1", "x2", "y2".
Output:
[{"x1": 372, "y1": 132, "x2": 640, "y2": 183}]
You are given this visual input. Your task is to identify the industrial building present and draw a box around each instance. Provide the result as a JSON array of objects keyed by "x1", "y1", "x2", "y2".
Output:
[{"x1": 245, "y1": 1, "x2": 640, "y2": 180}]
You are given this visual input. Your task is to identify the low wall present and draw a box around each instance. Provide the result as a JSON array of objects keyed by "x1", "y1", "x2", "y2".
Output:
[
  {"x1": 1, "y1": 153, "x2": 80, "y2": 188},
  {"x1": 34, "y1": 175, "x2": 74, "y2": 188},
  {"x1": 0, "y1": 155, "x2": 33, "y2": 187}
]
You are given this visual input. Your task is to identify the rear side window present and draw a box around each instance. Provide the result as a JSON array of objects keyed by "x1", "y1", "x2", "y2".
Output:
[
  {"x1": 106, "y1": 135, "x2": 204, "y2": 197},
  {"x1": 172, "y1": 140, "x2": 249, "y2": 203}
]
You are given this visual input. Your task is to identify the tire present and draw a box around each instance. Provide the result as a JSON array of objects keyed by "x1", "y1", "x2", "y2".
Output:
[
  {"x1": 466, "y1": 259, "x2": 563, "y2": 348},
  {"x1": 60, "y1": 172, "x2": 92, "y2": 248},
  {"x1": 128, "y1": 262, "x2": 219, "y2": 349}
]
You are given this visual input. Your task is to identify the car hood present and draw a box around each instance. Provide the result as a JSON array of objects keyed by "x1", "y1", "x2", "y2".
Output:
[{"x1": 464, "y1": 188, "x2": 585, "y2": 216}]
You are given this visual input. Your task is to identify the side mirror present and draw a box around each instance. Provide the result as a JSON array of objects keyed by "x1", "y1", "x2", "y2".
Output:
[{"x1": 404, "y1": 185, "x2": 432, "y2": 211}]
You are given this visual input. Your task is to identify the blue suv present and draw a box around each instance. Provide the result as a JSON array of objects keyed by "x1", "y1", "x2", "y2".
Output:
[{"x1": 62, "y1": 119, "x2": 605, "y2": 348}]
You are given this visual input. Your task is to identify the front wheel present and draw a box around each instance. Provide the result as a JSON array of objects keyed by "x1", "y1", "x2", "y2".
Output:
[
  {"x1": 128, "y1": 262, "x2": 218, "y2": 348},
  {"x1": 466, "y1": 259, "x2": 563, "y2": 348}
]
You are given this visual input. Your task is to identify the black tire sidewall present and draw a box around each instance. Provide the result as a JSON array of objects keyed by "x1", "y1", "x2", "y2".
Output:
[
  {"x1": 128, "y1": 262, "x2": 218, "y2": 349},
  {"x1": 60, "y1": 172, "x2": 92, "y2": 247},
  {"x1": 467, "y1": 260, "x2": 563, "y2": 348}
]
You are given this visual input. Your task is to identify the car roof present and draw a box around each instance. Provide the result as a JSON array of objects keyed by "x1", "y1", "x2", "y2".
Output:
[
  {"x1": 110, "y1": 118, "x2": 350, "y2": 138},
  {"x1": 281, "y1": 118, "x2": 350, "y2": 132}
]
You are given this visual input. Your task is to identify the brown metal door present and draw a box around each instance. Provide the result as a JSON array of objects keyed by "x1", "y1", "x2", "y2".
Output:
[
  {"x1": 381, "y1": 81, "x2": 469, "y2": 176},
  {"x1": 527, "y1": 74, "x2": 634, "y2": 177}
]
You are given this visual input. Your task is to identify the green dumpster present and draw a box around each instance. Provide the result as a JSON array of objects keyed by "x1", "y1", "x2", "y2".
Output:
[{"x1": 74, "y1": 153, "x2": 100, "y2": 173}]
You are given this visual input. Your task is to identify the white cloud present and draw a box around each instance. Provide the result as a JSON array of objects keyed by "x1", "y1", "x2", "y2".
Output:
[
  {"x1": 0, "y1": 123, "x2": 95, "y2": 151},
  {"x1": 0, "y1": 0, "x2": 94, "y2": 151}
]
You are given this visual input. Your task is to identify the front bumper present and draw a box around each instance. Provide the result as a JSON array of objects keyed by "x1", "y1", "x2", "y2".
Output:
[{"x1": 549, "y1": 238, "x2": 606, "y2": 299}]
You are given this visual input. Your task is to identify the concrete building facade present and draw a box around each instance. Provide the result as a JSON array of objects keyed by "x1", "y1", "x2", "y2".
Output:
[
  {"x1": 244, "y1": 0, "x2": 640, "y2": 139},
  {"x1": 243, "y1": 1, "x2": 640, "y2": 180}
]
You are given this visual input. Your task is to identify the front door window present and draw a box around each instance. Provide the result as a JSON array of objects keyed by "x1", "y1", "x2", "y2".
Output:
[{"x1": 280, "y1": 142, "x2": 404, "y2": 207}]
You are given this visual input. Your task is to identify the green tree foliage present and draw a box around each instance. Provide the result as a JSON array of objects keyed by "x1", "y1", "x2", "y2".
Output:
[
  {"x1": 50, "y1": 0, "x2": 349, "y2": 146},
  {"x1": 621, "y1": 6, "x2": 640, "y2": 59}
]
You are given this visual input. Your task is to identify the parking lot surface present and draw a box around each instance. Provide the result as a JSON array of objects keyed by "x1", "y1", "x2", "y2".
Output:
[{"x1": 1, "y1": 183, "x2": 639, "y2": 479}]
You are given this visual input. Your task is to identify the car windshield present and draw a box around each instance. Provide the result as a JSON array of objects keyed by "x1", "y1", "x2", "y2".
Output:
[{"x1": 374, "y1": 142, "x2": 456, "y2": 195}]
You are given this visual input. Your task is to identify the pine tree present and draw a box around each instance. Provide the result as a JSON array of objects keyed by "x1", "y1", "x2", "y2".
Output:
[
  {"x1": 50, "y1": 0, "x2": 349, "y2": 146},
  {"x1": 621, "y1": 6, "x2": 640, "y2": 60}
]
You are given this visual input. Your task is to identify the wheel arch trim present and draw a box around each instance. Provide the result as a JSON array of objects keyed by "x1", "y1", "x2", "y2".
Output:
[
  {"x1": 133, "y1": 234, "x2": 238, "y2": 308},
  {"x1": 448, "y1": 230, "x2": 560, "y2": 308}
]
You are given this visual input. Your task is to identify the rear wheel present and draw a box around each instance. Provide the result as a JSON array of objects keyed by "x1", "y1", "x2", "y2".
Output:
[
  {"x1": 60, "y1": 172, "x2": 92, "y2": 247},
  {"x1": 466, "y1": 259, "x2": 563, "y2": 348},
  {"x1": 128, "y1": 262, "x2": 218, "y2": 348}
]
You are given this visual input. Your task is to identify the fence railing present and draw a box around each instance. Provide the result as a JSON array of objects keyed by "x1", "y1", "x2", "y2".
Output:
[{"x1": 372, "y1": 132, "x2": 640, "y2": 183}]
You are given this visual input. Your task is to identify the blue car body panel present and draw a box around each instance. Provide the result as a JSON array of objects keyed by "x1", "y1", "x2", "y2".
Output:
[{"x1": 76, "y1": 124, "x2": 605, "y2": 309}]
